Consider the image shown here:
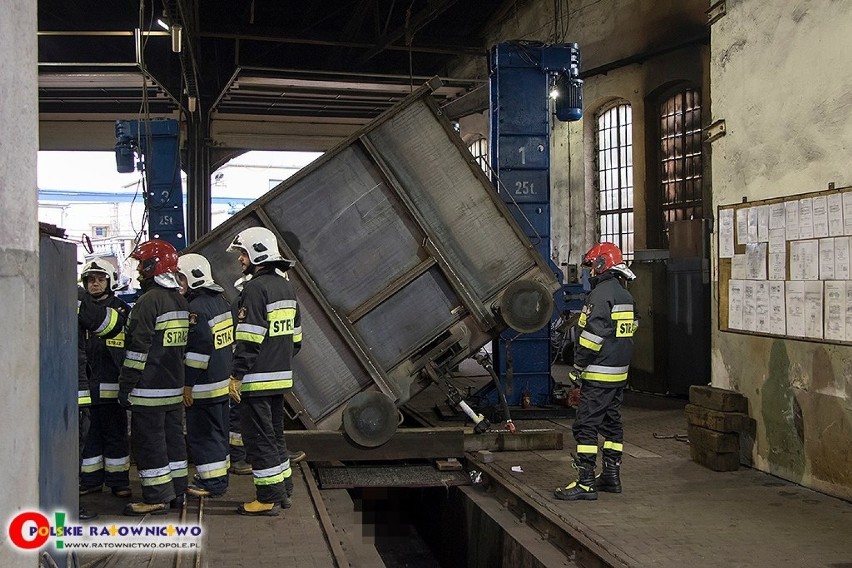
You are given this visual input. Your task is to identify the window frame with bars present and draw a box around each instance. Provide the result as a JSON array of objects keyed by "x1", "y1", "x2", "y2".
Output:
[
  {"x1": 657, "y1": 87, "x2": 703, "y2": 247},
  {"x1": 593, "y1": 100, "x2": 634, "y2": 262}
]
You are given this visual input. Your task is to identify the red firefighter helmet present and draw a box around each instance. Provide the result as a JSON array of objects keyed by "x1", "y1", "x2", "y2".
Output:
[
  {"x1": 131, "y1": 239, "x2": 179, "y2": 278},
  {"x1": 582, "y1": 242, "x2": 623, "y2": 273},
  {"x1": 582, "y1": 242, "x2": 636, "y2": 280}
]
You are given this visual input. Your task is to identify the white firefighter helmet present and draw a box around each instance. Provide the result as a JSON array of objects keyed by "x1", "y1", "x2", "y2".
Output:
[
  {"x1": 226, "y1": 226, "x2": 294, "y2": 267},
  {"x1": 177, "y1": 253, "x2": 222, "y2": 291},
  {"x1": 610, "y1": 263, "x2": 637, "y2": 281},
  {"x1": 80, "y1": 257, "x2": 121, "y2": 291}
]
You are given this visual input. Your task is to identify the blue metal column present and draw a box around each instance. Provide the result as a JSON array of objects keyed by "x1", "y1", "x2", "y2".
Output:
[
  {"x1": 489, "y1": 42, "x2": 581, "y2": 407},
  {"x1": 115, "y1": 119, "x2": 186, "y2": 250}
]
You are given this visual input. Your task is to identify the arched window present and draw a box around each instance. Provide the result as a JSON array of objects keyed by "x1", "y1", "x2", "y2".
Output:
[
  {"x1": 658, "y1": 88, "x2": 703, "y2": 246},
  {"x1": 595, "y1": 102, "x2": 634, "y2": 261},
  {"x1": 467, "y1": 137, "x2": 489, "y2": 175}
]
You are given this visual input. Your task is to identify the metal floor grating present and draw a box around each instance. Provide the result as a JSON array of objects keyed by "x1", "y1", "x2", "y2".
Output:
[{"x1": 316, "y1": 464, "x2": 471, "y2": 489}]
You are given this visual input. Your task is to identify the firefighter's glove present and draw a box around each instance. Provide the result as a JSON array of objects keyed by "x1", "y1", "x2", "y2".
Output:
[
  {"x1": 118, "y1": 391, "x2": 132, "y2": 408},
  {"x1": 228, "y1": 377, "x2": 242, "y2": 403},
  {"x1": 183, "y1": 386, "x2": 194, "y2": 407},
  {"x1": 567, "y1": 369, "x2": 581, "y2": 389}
]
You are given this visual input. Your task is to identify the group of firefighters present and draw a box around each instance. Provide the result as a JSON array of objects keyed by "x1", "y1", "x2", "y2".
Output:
[
  {"x1": 76, "y1": 226, "x2": 302, "y2": 517},
  {"x1": 76, "y1": 226, "x2": 636, "y2": 517}
]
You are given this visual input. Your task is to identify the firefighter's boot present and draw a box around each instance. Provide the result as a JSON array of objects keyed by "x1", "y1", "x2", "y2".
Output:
[
  {"x1": 229, "y1": 460, "x2": 252, "y2": 475},
  {"x1": 596, "y1": 455, "x2": 622, "y2": 493},
  {"x1": 237, "y1": 500, "x2": 281, "y2": 516},
  {"x1": 281, "y1": 476, "x2": 293, "y2": 508},
  {"x1": 554, "y1": 458, "x2": 597, "y2": 501},
  {"x1": 124, "y1": 502, "x2": 169, "y2": 516}
]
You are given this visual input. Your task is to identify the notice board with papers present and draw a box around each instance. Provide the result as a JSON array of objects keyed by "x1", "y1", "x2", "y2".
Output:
[{"x1": 717, "y1": 185, "x2": 852, "y2": 344}]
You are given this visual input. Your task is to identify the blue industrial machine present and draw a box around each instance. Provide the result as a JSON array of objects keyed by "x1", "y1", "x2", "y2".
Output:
[
  {"x1": 114, "y1": 119, "x2": 186, "y2": 251},
  {"x1": 486, "y1": 41, "x2": 584, "y2": 411}
]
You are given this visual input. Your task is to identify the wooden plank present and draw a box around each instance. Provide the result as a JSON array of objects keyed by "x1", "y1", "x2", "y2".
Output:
[
  {"x1": 684, "y1": 404, "x2": 749, "y2": 433},
  {"x1": 463, "y1": 430, "x2": 564, "y2": 452},
  {"x1": 436, "y1": 458, "x2": 463, "y2": 471},
  {"x1": 688, "y1": 424, "x2": 739, "y2": 453},
  {"x1": 285, "y1": 427, "x2": 465, "y2": 461},
  {"x1": 689, "y1": 385, "x2": 748, "y2": 413},
  {"x1": 690, "y1": 444, "x2": 740, "y2": 472}
]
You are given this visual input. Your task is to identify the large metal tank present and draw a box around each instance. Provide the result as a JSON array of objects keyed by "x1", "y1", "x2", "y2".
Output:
[{"x1": 186, "y1": 78, "x2": 558, "y2": 430}]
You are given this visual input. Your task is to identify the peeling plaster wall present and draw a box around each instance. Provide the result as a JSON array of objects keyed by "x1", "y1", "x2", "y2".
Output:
[{"x1": 711, "y1": 0, "x2": 852, "y2": 499}]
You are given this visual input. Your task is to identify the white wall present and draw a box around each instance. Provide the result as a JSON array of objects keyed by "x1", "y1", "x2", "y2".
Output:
[
  {"x1": 0, "y1": 1, "x2": 39, "y2": 565},
  {"x1": 710, "y1": 0, "x2": 852, "y2": 499}
]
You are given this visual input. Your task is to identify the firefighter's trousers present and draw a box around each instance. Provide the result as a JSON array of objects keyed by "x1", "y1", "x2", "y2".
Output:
[
  {"x1": 572, "y1": 383, "x2": 625, "y2": 466},
  {"x1": 80, "y1": 403, "x2": 130, "y2": 489},
  {"x1": 228, "y1": 401, "x2": 246, "y2": 463},
  {"x1": 131, "y1": 408, "x2": 187, "y2": 504},
  {"x1": 187, "y1": 400, "x2": 230, "y2": 494},
  {"x1": 240, "y1": 394, "x2": 291, "y2": 504}
]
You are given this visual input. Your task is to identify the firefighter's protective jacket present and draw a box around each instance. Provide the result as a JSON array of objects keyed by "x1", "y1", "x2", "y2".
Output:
[
  {"x1": 119, "y1": 284, "x2": 190, "y2": 411},
  {"x1": 232, "y1": 267, "x2": 302, "y2": 396},
  {"x1": 573, "y1": 271, "x2": 637, "y2": 388},
  {"x1": 77, "y1": 287, "x2": 126, "y2": 406},
  {"x1": 185, "y1": 289, "x2": 234, "y2": 404},
  {"x1": 84, "y1": 294, "x2": 131, "y2": 404}
]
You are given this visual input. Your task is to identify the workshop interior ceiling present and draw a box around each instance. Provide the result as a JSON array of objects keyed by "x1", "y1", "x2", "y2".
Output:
[{"x1": 37, "y1": 0, "x2": 511, "y2": 123}]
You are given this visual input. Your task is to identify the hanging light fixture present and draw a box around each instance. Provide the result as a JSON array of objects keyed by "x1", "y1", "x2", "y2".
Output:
[{"x1": 170, "y1": 24, "x2": 183, "y2": 53}]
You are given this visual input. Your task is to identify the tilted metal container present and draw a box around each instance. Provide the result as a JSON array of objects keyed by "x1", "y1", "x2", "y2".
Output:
[{"x1": 186, "y1": 78, "x2": 558, "y2": 430}]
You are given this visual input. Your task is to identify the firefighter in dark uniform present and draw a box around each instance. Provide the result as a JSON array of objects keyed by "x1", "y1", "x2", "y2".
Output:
[
  {"x1": 227, "y1": 226, "x2": 302, "y2": 516},
  {"x1": 176, "y1": 253, "x2": 233, "y2": 498},
  {"x1": 555, "y1": 242, "x2": 637, "y2": 501},
  {"x1": 119, "y1": 239, "x2": 191, "y2": 515},
  {"x1": 78, "y1": 258, "x2": 132, "y2": 498},
  {"x1": 226, "y1": 275, "x2": 307, "y2": 477},
  {"x1": 77, "y1": 277, "x2": 127, "y2": 520}
]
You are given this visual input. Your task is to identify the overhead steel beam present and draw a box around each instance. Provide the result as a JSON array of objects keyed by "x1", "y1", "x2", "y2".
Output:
[
  {"x1": 209, "y1": 113, "x2": 364, "y2": 151},
  {"x1": 237, "y1": 65, "x2": 484, "y2": 89},
  {"x1": 204, "y1": 29, "x2": 483, "y2": 57},
  {"x1": 441, "y1": 84, "x2": 488, "y2": 119},
  {"x1": 357, "y1": 0, "x2": 462, "y2": 65}
]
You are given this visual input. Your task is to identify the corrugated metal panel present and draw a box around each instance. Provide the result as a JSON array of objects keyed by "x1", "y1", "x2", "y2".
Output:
[
  {"x1": 264, "y1": 144, "x2": 424, "y2": 314},
  {"x1": 365, "y1": 100, "x2": 533, "y2": 300},
  {"x1": 185, "y1": 81, "x2": 557, "y2": 428},
  {"x1": 353, "y1": 266, "x2": 459, "y2": 368}
]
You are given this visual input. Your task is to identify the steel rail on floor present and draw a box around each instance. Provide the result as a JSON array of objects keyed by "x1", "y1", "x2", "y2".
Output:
[
  {"x1": 300, "y1": 462, "x2": 350, "y2": 568},
  {"x1": 467, "y1": 453, "x2": 633, "y2": 568}
]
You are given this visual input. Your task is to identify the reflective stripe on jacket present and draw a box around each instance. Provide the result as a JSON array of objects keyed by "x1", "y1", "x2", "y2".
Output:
[
  {"x1": 231, "y1": 268, "x2": 301, "y2": 397},
  {"x1": 119, "y1": 285, "x2": 190, "y2": 410},
  {"x1": 185, "y1": 289, "x2": 234, "y2": 404},
  {"x1": 84, "y1": 295, "x2": 130, "y2": 404},
  {"x1": 77, "y1": 288, "x2": 127, "y2": 406},
  {"x1": 573, "y1": 272, "x2": 637, "y2": 388}
]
